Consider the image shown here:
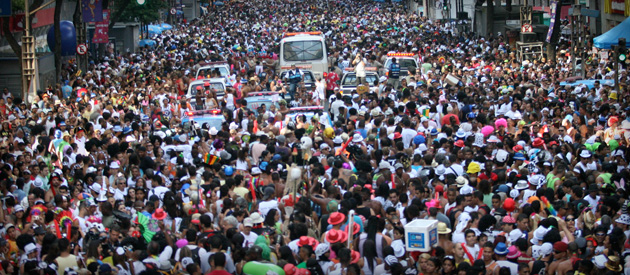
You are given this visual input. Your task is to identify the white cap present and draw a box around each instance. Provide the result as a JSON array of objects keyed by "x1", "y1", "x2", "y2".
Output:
[{"x1": 496, "y1": 149, "x2": 509, "y2": 163}]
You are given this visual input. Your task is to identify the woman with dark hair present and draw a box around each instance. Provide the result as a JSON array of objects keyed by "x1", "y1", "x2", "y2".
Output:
[
  {"x1": 356, "y1": 216, "x2": 390, "y2": 259},
  {"x1": 85, "y1": 240, "x2": 103, "y2": 266},
  {"x1": 361, "y1": 239, "x2": 382, "y2": 275},
  {"x1": 441, "y1": 256, "x2": 457, "y2": 275},
  {"x1": 112, "y1": 246, "x2": 134, "y2": 275},
  {"x1": 423, "y1": 257, "x2": 442, "y2": 275},
  {"x1": 263, "y1": 208, "x2": 281, "y2": 235},
  {"x1": 373, "y1": 182, "x2": 391, "y2": 209}
]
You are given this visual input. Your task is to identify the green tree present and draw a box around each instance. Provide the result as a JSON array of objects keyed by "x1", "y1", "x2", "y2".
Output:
[{"x1": 116, "y1": 0, "x2": 167, "y2": 24}]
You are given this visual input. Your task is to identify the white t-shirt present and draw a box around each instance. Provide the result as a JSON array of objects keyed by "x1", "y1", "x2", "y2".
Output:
[
  {"x1": 241, "y1": 231, "x2": 259, "y2": 248},
  {"x1": 496, "y1": 260, "x2": 518, "y2": 274},
  {"x1": 258, "y1": 200, "x2": 279, "y2": 219},
  {"x1": 401, "y1": 128, "x2": 417, "y2": 149}
]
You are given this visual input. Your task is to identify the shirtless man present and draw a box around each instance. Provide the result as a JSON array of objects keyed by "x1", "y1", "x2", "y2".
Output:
[{"x1": 552, "y1": 242, "x2": 576, "y2": 275}]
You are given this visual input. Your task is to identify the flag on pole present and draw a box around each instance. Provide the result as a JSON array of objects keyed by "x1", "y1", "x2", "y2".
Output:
[{"x1": 82, "y1": 0, "x2": 103, "y2": 22}]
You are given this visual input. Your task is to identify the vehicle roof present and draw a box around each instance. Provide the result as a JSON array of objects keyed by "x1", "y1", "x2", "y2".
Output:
[
  {"x1": 281, "y1": 35, "x2": 325, "y2": 42},
  {"x1": 280, "y1": 70, "x2": 314, "y2": 74},
  {"x1": 198, "y1": 61, "x2": 229, "y2": 67},
  {"x1": 189, "y1": 78, "x2": 227, "y2": 85},
  {"x1": 245, "y1": 91, "x2": 280, "y2": 97},
  {"x1": 288, "y1": 106, "x2": 324, "y2": 113}
]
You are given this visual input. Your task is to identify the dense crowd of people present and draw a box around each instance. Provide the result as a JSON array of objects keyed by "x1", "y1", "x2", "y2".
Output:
[{"x1": 0, "y1": 0, "x2": 629, "y2": 274}]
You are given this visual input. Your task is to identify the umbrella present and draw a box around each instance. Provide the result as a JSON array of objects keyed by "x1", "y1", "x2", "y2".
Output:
[
  {"x1": 139, "y1": 39, "x2": 156, "y2": 48},
  {"x1": 441, "y1": 114, "x2": 460, "y2": 126},
  {"x1": 214, "y1": 1, "x2": 225, "y2": 5},
  {"x1": 160, "y1": 23, "x2": 173, "y2": 30},
  {"x1": 147, "y1": 25, "x2": 163, "y2": 36}
]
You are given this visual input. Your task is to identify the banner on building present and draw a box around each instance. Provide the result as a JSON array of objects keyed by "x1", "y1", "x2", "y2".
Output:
[
  {"x1": 610, "y1": 0, "x2": 625, "y2": 14},
  {"x1": 82, "y1": 0, "x2": 103, "y2": 22},
  {"x1": 92, "y1": 9, "x2": 109, "y2": 43},
  {"x1": 545, "y1": 0, "x2": 558, "y2": 43}
]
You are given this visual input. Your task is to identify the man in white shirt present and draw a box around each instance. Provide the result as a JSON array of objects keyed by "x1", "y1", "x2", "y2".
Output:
[
  {"x1": 400, "y1": 119, "x2": 417, "y2": 149},
  {"x1": 240, "y1": 218, "x2": 258, "y2": 248}
]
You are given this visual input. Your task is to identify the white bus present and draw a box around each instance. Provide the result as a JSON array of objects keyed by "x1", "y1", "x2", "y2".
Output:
[{"x1": 278, "y1": 32, "x2": 328, "y2": 80}]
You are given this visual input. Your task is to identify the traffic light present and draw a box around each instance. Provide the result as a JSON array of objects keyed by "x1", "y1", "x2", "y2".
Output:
[
  {"x1": 443, "y1": 0, "x2": 448, "y2": 11},
  {"x1": 618, "y1": 38, "x2": 627, "y2": 62}
]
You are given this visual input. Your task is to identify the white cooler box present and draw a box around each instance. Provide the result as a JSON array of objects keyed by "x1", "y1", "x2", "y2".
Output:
[{"x1": 404, "y1": 219, "x2": 438, "y2": 252}]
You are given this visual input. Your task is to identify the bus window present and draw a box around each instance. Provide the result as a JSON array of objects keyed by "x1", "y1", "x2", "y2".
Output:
[{"x1": 283, "y1": 41, "x2": 324, "y2": 61}]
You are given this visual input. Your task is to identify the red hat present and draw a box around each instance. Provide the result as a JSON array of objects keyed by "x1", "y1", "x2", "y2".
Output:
[
  {"x1": 297, "y1": 236, "x2": 319, "y2": 248},
  {"x1": 512, "y1": 145, "x2": 523, "y2": 152},
  {"x1": 503, "y1": 198, "x2": 516, "y2": 212},
  {"x1": 393, "y1": 132, "x2": 402, "y2": 140},
  {"x1": 345, "y1": 221, "x2": 360, "y2": 235},
  {"x1": 434, "y1": 185, "x2": 444, "y2": 194},
  {"x1": 608, "y1": 116, "x2": 619, "y2": 127},
  {"x1": 532, "y1": 138, "x2": 545, "y2": 148},
  {"x1": 548, "y1": 141, "x2": 558, "y2": 147},
  {"x1": 196, "y1": 86, "x2": 202, "y2": 90},
  {"x1": 204, "y1": 82, "x2": 211, "y2": 87},
  {"x1": 152, "y1": 208, "x2": 167, "y2": 220},
  {"x1": 350, "y1": 250, "x2": 361, "y2": 264},
  {"x1": 284, "y1": 264, "x2": 297, "y2": 275},
  {"x1": 553, "y1": 241, "x2": 568, "y2": 253},
  {"x1": 454, "y1": 140, "x2": 465, "y2": 148},
  {"x1": 327, "y1": 212, "x2": 346, "y2": 225},
  {"x1": 325, "y1": 229, "x2": 348, "y2": 244}
]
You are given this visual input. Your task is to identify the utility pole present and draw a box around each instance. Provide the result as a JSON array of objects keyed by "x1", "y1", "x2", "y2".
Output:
[
  {"x1": 76, "y1": 0, "x2": 88, "y2": 73},
  {"x1": 21, "y1": 0, "x2": 36, "y2": 103}
]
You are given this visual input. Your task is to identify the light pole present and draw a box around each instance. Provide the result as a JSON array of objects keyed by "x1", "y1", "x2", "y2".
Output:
[{"x1": 21, "y1": 0, "x2": 35, "y2": 103}]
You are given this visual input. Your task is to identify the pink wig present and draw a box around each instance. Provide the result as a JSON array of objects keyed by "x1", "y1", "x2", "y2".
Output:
[
  {"x1": 495, "y1": 118, "x2": 508, "y2": 128},
  {"x1": 481, "y1": 126, "x2": 495, "y2": 137}
]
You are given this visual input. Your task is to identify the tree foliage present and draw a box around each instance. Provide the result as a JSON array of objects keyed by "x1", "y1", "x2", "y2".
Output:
[{"x1": 116, "y1": 0, "x2": 168, "y2": 24}]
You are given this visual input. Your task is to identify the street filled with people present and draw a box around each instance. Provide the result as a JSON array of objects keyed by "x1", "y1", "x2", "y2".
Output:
[{"x1": 0, "y1": 0, "x2": 629, "y2": 274}]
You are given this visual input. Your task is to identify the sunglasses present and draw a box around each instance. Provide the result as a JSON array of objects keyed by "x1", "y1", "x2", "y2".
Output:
[
  {"x1": 566, "y1": 217, "x2": 575, "y2": 222},
  {"x1": 596, "y1": 233, "x2": 606, "y2": 236}
]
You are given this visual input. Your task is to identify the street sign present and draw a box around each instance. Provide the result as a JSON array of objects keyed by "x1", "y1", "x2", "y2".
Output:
[
  {"x1": 76, "y1": 44, "x2": 88, "y2": 55},
  {"x1": 170, "y1": 8, "x2": 177, "y2": 15},
  {"x1": 521, "y1": 24, "x2": 533, "y2": 33}
]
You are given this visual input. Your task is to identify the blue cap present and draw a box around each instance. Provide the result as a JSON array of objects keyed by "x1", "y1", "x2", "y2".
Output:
[
  {"x1": 181, "y1": 183, "x2": 190, "y2": 193},
  {"x1": 123, "y1": 127, "x2": 132, "y2": 134},
  {"x1": 467, "y1": 112, "x2": 477, "y2": 119},
  {"x1": 430, "y1": 128, "x2": 438, "y2": 136},
  {"x1": 272, "y1": 154, "x2": 282, "y2": 161},
  {"x1": 260, "y1": 161, "x2": 268, "y2": 171},
  {"x1": 224, "y1": 166, "x2": 234, "y2": 176},
  {"x1": 241, "y1": 79, "x2": 248, "y2": 84},
  {"x1": 497, "y1": 184, "x2": 509, "y2": 194},
  {"x1": 413, "y1": 135, "x2": 426, "y2": 145},
  {"x1": 513, "y1": 152, "x2": 526, "y2": 161}
]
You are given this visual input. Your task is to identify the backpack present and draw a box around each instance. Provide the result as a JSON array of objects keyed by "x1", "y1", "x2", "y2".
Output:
[{"x1": 191, "y1": 247, "x2": 202, "y2": 265}]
